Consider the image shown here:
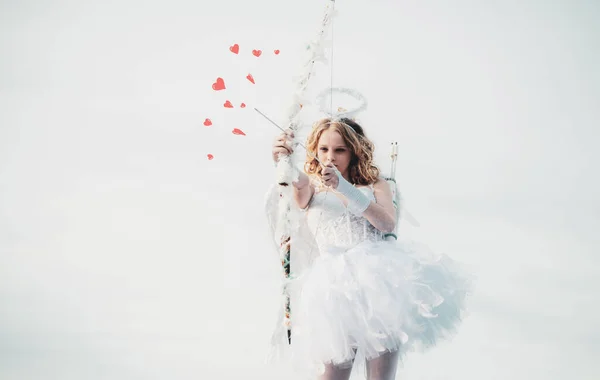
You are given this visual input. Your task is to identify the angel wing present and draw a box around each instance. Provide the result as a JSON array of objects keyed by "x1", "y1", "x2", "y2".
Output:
[
  {"x1": 397, "y1": 191, "x2": 421, "y2": 228},
  {"x1": 383, "y1": 142, "x2": 420, "y2": 234}
]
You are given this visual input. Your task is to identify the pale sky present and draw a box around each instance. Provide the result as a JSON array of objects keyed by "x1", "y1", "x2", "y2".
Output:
[{"x1": 1, "y1": 1, "x2": 599, "y2": 379}]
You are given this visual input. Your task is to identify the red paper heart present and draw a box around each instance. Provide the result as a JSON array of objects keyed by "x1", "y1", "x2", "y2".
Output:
[
  {"x1": 224, "y1": 100, "x2": 233, "y2": 108},
  {"x1": 212, "y1": 77, "x2": 226, "y2": 91},
  {"x1": 232, "y1": 128, "x2": 246, "y2": 136},
  {"x1": 229, "y1": 44, "x2": 239, "y2": 54},
  {"x1": 240, "y1": 103, "x2": 246, "y2": 108},
  {"x1": 203, "y1": 118, "x2": 212, "y2": 126},
  {"x1": 207, "y1": 154, "x2": 214, "y2": 160},
  {"x1": 274, "y1": 49, "x2": 280, "y2": 55},
  {"x1": 252, "y1": 49, "x2": 262, "y2": 57},
  {"x1": 246, "y1": 73, "x2": 255, "y2": 84}
]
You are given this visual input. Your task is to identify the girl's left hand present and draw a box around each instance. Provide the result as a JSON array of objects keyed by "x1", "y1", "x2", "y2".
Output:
[{"x1": 321, "y1": 163, "x2": 339, "y2": 189}]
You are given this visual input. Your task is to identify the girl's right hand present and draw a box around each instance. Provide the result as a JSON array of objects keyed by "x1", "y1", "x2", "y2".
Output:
[
  {"x1": 321, "y1": 163, "x2": 340, "y2": 189},
  {"x1": 272, "y1": 130, "x2": 295, "y2": 163}
]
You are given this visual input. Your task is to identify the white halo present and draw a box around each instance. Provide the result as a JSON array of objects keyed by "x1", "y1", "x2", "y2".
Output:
[{"x1": 316, "y1": 87, "x2": 368, "y2": 119}]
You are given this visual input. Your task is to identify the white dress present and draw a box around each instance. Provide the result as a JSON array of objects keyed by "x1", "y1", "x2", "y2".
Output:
[{"x1": 264, "y1": 182, "x2": 472, "y2": 378}]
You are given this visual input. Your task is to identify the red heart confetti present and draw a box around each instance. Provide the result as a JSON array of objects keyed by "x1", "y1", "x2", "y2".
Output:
[
  {"x1": 240, "y1": 103, "x2": 246, "y2": 108},
  {"x1": 207, "y1": 154, "x2": 214, "y2": 160},
  {"x1": 203, "y1": 118, "x2": 212, "y2": 126},
  {"x1": 232, "y1": 128, "x2": 246, "y2": 136},
  {"x1": 274, "y1": 49, "x2": 280, "y2": 55},
  {"x1": 212, "y1": 77, "x2": 226, "y2": 91},
  {"x1": 224, "y1": 100, "x2": 233, "y2": 108},
  {"x1": 229, "y1": 44, "x2": 239, "y2": 54},
  {"x1": 246, "y1": 73, "x2": 255, "y2": 84},
  {"x1": 252, "y1": 49, "x2": 262, "y2": 57}
]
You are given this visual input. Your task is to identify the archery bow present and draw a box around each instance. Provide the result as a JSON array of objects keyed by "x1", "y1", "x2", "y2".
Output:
[{"x1": 272, "y1": 0, "x2": 337, "y2": 345}]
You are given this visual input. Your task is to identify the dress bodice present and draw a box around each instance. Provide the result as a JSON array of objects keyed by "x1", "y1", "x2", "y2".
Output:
[{"x1": 306, "y1": 185, "x2": 385, "y2": 252}]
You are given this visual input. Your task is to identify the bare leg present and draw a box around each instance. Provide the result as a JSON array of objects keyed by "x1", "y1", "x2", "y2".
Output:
[
  {"x1": 317, "y1": 362, "x2": 354, "y2": 380},
  {"x1": 366, "y1": 350, "x2": 400, "y2": 380},
  {"x1": 318, "y1": 349, "x2": 357, "y2": 380}
]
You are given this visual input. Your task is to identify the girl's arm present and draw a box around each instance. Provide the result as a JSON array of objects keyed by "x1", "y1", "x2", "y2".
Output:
[
  {"x1": 293, "y1": 171, "x2": 315, "y2": 210},
  {"x1": 330, "y1": 168, "x2": 396, "y2": 233},
  {"x1": 362, "y1": 178, "x2": 397, "y2": 233}
]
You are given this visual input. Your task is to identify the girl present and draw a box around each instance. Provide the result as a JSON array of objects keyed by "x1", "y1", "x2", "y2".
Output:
[{"x1": 266, "y1": 118, "x2": 472, "y2": 380}]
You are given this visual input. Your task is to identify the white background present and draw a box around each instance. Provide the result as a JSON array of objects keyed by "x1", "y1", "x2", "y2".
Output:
[{"x1": 1, "y1": 0, "x2": 599, "y2": 379}]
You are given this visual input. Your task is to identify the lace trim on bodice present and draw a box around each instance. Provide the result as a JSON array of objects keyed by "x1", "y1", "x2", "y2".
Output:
[{"x1": 306, "y1": 185, "x2": 385, "y2": 252}]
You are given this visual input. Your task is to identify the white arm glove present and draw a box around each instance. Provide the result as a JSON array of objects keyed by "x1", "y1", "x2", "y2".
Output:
[{"x1": 334, "y1": 169, "x2": 371, "y2": 215}]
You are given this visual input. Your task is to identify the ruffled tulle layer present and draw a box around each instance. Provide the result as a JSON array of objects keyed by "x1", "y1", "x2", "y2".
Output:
[{"x1": 268, "y1": 238, "x2": 473, "y2": 378}]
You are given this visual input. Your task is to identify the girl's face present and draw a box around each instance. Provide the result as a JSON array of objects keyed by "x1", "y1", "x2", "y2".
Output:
[{"x1": 317, "y1": 127, "x2": 352, "y2": 179}]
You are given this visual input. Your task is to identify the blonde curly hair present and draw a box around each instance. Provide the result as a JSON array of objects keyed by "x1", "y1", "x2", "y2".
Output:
[{"x1": 304, "y1": 117, "x2": 380, "y2": 186}]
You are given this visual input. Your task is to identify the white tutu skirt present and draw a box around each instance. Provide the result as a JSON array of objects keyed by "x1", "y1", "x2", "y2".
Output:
[{"x1": 279, "y1": 238, "x2": 472, "y2": 377}]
